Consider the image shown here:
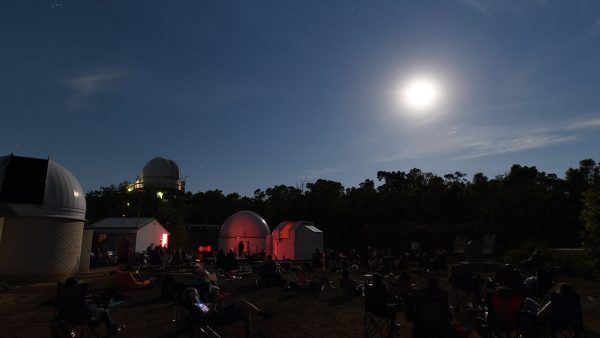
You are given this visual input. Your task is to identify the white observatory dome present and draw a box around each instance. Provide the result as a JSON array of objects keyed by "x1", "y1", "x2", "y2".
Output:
[
  {"x1": 219, "y1": 211, "x2": 270, "y2": 254},
  {"x1": 142, "y1": 157, "x2": 180, "y2": 179},
  {"x1": 220, "y1": 211, "x2": 270, "y2": 238},
  {"x1": 133, "y1": 157, "x2": 184, "y2": 191},
  {"x1": 0, "y1": 154, "x2": 87, "y2": 281},
  {"x1": 0, "y1": 155, "x2": 86, "y2": 220}
]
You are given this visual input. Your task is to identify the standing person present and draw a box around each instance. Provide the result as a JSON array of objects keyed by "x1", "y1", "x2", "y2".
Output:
[
  {"x1": 153, "y1": 245, "x2": 163, "y2": 265},
  {"x1": 148, "y1": 244, "x2": 159, "y2": 265},
  {"x1": 246, "y1": 241, "x2": 251, "y2": 255},
  {"x1": 172, "y1": 248, "x2": 182, "y2": 265},
  {"x1": 312, "y1": 248, "x2": 322, "y2": 271},
  {"x1": 216, "y1": 249, "x2": 226, "y2": 269},
  {"x1": 226, "y1": 249, "x2": 237, "y2": 271},
  {"x1": 116, "y1": 235, "x2": 132, "y2": 267},
  {"x1": 238, "y1": 240, "x2": 245, "y2": 258},
  {"x1": 162, "y1": 248, "x2": 173, "y2": 267}
]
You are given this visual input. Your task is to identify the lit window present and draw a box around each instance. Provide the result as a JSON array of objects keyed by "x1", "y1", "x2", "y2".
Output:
[{"x1": 162, "y1": 233, "x2": 168, "y2": 248}]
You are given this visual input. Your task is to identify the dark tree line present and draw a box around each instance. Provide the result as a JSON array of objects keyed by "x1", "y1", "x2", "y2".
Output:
[{"x1": 86, "y1": 159, "x2": 600, "y2": 254}]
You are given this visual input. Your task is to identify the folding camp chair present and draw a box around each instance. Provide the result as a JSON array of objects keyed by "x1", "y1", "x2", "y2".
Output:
[
  {"x1": 405, "y1": 289, "x2": 452, "y2": 338},
  {"x1": 171, "y1": 285, "x2": 222, "y2": 338},
  {"x1": 50, "y1": 282, "x2": 100, "y2": 338},
  {"x1": 364, "y1": 284, "x2": 399, "y2": 338}
]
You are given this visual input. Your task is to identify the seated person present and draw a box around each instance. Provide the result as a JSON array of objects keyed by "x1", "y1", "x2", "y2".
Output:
[
  {"x1": 523, "y1": 283, "x2": 584, "y2": 337},
  {"x1": 259, "y1": 255, "x2": 282, "y2": 284},
  {"x1": 61, "y1": 277, "x2": 125, "y2": 335},
  {"x1": 365, "y1": 273, "x2": 401, "y2": 322},
  {"x1": 489, "y1": 264, "x2": 522, "y2": 294},
  {"x1": 190, "y1": 270, "x2": 220, "y2": 302},
  {"x1": 284, "y1": 268, "x2": 310, "y2": 292},
  {"x1": 487, "y1": 287, "x2": 522, "y2": 333},
  {"x1": 182, "y1": 287, "x2": 269, "y2": 337},
  {"x1": 391, "y1": 271, "x2": 413, "y2": 299},
  {"x1": 338, "y1": 269, "x2": 360, "y2": 296},
  {"x1": 113, "y1": 267, "x2": 152, "y2": 291},
  {"x1": 430, "y1": 252, "x2": 448, "y2": 271},
  {"x1": 405, "y1": 274, "x2": 452, "y2": 338}
]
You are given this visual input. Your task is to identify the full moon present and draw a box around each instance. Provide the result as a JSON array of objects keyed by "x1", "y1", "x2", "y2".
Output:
[{"x1": 400, "y1": 77, "x2": 442, "y2": 112}]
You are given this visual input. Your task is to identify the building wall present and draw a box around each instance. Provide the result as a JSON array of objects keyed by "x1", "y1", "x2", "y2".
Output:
[
  {"x1": 295, "y1": 226, "x2": 323, "y2": 261},
  {"x1": 135, "y1": 220, "x2": 169, "y2": 252},
  {"x1": 79, "y1": 229, "x2": 94, "y2": 273},
  {"x1": 0, "y1": 217, "x2": 84, "y2": 281},
  {"x1": 272, "y1": 230, "x2": 296, "y2": 260}
]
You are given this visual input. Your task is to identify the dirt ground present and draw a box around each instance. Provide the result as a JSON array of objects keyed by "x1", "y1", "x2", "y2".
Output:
[{"x1": 2, "y1": 267, "x2": 600, "y2": 338}]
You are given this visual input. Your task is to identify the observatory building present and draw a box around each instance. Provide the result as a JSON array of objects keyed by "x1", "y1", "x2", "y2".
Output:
[
  {"x1": 131, "y1": 157, "x2": 185, "y2": 192},
  {"x1": 0, "y1": 154, "x2": 87, "y2": 281},
  {"x1": 219, "y1": 211, "x2": 270, "y2": 254},
  {"x1": 271, "y1": 221, "x2": 323, "y2": 261}
]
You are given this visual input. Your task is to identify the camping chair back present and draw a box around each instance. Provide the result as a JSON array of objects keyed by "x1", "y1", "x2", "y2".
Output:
[
  {"x1": 172, "y1": 283, "x2": 192, "y2": 327},
  {"x1": 339, "y1": 277, "x2": 358, "y2": 297},
  {"x1": 55, "y1": 282, "x2": 90, "y2": 325},
  {"x1": 365, "y1": 284, "x2": 389, "y2": 317},
  {"x1": 549, "y1": 292, "x2": 584, "y2": 337},
  {"x1": 364, "y1": 284, "x2": 398, "y2": 338},
  {"x1": 449, "y1": 265, "x2": 474, "y2": 292},
  {"x1": 489, "y1": 293, "x2": 522, "y2": 333},
  {"x1": 414, "y1": 295, "x2": 443, "y2": 323}
]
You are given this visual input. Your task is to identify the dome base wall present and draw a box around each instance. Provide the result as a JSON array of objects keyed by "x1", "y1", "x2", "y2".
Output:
[{"x1": 0, "y1": 217, "x2": 84, "y2": 281}]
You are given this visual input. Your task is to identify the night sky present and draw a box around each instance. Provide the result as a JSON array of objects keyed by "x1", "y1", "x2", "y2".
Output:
[{"x1": 2, "y1": 1, "x2": 600, "y2": 196}]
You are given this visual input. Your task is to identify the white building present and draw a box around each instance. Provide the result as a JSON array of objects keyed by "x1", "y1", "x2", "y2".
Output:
[
  {"x1": 0, "y1": 154, "x2": 87, "y2": 281},
  {"x1": 90, "y1": 218, "x2": 170, "y2": 253},
  {"x1": 271, "y1": 221, "x2": 323, "y2": 261}
]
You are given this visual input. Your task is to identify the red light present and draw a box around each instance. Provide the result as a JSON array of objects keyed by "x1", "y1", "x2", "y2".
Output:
[
  {"x1": 280, "y1": 221, "x2": 294, "y2": 239},
  {"x1": 197, "y1": 245, "x2": 213, "y2": 253},
  {"x1": 162, "y1": 233, "x2": 168, "y2": 248}
]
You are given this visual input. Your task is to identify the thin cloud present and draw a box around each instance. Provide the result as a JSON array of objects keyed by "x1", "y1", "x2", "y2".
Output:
[
  {"x1": 460, "y1": 0, "x2": 493, "y2": 17},
  {"x1": 456, "y1": 134, "x2": 576, "y2": 160},
  {"x1": 459, "y1": 0, "x2": 556, "y2": 18},
  {"x1": 375, "y1": 114, "x2": 600, "y2": 162},
  {"x1": 61, "y1": 69, "x2": 127, "y2": 109}
]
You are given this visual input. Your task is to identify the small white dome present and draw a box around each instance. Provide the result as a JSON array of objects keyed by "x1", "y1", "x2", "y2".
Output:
[
  {"x1": 135, "y1": 157, "x2": 184, "y2": 191},
  {"x1": 142, "y1": 157, "x2": 180, "y2": 179},
  {"x1": 0, "y1": 155, "x2": 86, "y2": 220},
  {"x1": 219, "y1": 211, "x2": 270, "y2": 239}
]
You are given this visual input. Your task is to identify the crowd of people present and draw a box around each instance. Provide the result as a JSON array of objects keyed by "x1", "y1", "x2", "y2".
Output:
[{"x1": 60, "y1": 242, "x2": 587, "y2": 337}]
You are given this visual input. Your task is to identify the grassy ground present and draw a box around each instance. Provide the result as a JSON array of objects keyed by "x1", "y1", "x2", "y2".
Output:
[{"x1": 2, "y1": 267, "x2": 600, "y2": 338}]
